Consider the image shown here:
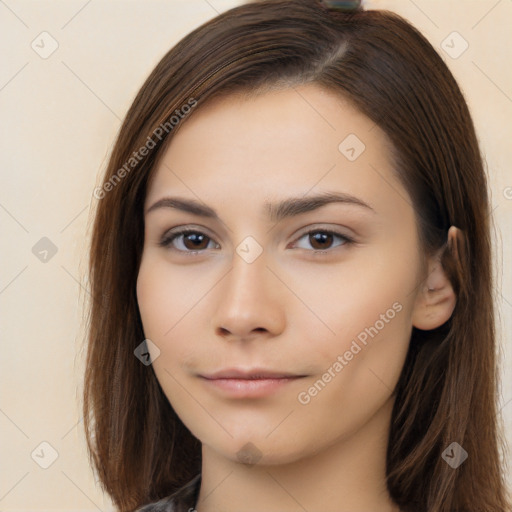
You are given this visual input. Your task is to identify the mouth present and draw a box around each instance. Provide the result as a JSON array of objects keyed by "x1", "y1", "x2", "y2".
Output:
[
  {"x1": 200, "y1": 368, "x2": 305, "y2": 379},
  {"x1": 198, "y1": 368, "x2": 307, "y2": 398}
]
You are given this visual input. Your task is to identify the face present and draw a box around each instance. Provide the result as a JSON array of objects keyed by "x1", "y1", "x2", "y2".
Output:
[{"x1": 136, "y1": 84, "x2": 427, "y2": 466}]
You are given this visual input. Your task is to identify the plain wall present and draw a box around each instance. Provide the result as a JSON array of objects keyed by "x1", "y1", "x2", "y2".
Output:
[{"x1": 1, "y1": 0, "x2": 510, "y2": 509}]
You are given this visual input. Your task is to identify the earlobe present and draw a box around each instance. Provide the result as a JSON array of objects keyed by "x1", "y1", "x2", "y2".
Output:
[{"x1": 412, "y1": 227, "x2": 460, "y2": 331}]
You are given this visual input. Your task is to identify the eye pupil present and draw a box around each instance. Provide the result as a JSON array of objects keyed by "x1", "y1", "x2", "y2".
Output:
[
  {"x1": 184, "y1": 232, "x2": 209, "y2": 250},
  {"x1": 310, "y1": 232, "x2": 333, "y2": 250}
]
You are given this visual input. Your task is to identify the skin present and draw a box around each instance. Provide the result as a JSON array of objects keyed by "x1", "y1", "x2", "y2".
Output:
[{"x1": 136, "y1": 84, "x2": 457, "y2": 512}]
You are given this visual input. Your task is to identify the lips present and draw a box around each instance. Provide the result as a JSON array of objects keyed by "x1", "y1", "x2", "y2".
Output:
[
  {"x1": 198, "y1": 368, "x2": 307, "y2": 398},
  {"x1": 199, "y1": 368, "x2": 304, "y2": 380}
]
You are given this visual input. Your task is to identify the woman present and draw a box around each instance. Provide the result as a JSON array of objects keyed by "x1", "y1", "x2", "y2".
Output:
[{"x1": 83, "y1": 1, "x2": 511, "y2": 511}]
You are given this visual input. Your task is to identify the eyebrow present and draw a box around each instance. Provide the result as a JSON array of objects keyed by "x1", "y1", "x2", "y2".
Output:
[{"x1": 145, "y1": 191, "x2": 376, "y2": 222}]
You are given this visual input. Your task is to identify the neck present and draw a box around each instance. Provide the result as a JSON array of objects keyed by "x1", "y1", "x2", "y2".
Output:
[{"x1": 195, "y1": 396, "x2": 400, "y2": 512}]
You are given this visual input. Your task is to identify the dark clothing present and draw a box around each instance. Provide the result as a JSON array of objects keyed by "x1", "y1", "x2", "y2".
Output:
[{"x1": 135, "y1": 474, "x2": 201, "y2": 512}]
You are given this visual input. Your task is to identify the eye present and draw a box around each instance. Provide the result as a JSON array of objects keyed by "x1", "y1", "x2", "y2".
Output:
[
  {"x1": 159, "y1": 229, "x2": 220, "y2": 254},
  {"x1": 291, "y1": 229, "x2": 353, "y2": 252},
  {"x1": 159, "y1": 227, "x2": 353, "y2": 255}
]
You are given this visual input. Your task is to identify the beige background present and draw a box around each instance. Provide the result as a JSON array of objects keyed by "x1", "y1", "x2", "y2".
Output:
[{"x1": 1, "y1": 0, "x2": 510, "y2": 509}]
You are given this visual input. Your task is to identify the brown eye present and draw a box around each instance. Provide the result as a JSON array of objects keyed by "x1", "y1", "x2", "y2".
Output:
[
  {"x1": 293, "y1": 229, "x2": 353, "y2": 252},
  {"x1": 181, "y1": 232, "x2": 210, "y2": 250},
  {"x1": 309, "y1": 231, "x2": 334, "y2": 250},
  {"x1": 159, "y1": 229, "x2": 219, "y2": 253}
]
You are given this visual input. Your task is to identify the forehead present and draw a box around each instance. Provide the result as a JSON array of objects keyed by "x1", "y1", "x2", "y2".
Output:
[{"x1": 145, "y1": 84, "x2": 410, "y2": 224}]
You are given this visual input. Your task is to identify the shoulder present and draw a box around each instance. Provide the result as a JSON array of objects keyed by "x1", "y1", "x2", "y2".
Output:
[{"x1": 134, "y1": 474, "x2": 201, "y2": 512}]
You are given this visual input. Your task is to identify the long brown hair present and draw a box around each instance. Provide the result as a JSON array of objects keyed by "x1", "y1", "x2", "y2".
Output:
[{"x1": 83, "y1": 1, "x2": 511, "y2": 510}]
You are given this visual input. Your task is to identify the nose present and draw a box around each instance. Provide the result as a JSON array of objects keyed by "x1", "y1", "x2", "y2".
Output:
[{"x1": 212, "y1": 249, "x2": 286, "y2": 342}]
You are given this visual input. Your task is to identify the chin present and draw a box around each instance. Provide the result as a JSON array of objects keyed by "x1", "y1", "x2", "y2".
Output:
[{"x1": 202, "y1": 432, "x2": 312, "y2": 468}]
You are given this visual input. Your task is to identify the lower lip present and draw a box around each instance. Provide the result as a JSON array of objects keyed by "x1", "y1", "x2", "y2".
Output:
[{"x1": 199, "y1": 376, "x2": 303, "y2": 398}]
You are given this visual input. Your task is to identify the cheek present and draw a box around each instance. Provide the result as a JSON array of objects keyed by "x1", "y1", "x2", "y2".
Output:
[
  {"x1": 136, "y1": 262, "x2": 167, "y2": 339},
  {"x1": 136, "y1": 255, "x2": 208, "y2": 340},
  {"x1": 136, "y1": 255, "x2": 219, "y2": 382},
  {"x1": 287, "y1": 265, "x2": 415, "y2": 439},
  {"x1": 287, "y1": 247, "x2": 419, "y2": 387}
]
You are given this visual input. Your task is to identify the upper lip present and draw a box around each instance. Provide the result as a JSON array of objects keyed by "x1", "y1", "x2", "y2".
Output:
[{"x1": 199, "y1": 368, "x2": 305, "y2": 380}]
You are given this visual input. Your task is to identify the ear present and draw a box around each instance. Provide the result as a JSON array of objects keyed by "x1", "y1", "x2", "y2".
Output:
[{"x1": 412, "y1": 227, "x2": 460, "y2": 330}]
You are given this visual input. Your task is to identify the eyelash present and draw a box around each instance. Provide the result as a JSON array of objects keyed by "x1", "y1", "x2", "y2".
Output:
[{"x1": 158, "y1": 227, "x2": 354, "y2": 256}]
